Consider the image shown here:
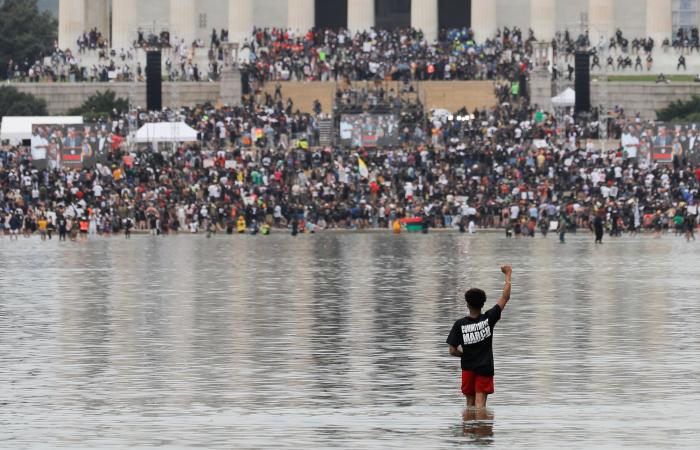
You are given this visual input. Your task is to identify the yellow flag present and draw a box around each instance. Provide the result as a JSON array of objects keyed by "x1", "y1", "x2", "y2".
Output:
[{"x1": 358, "y1": 158, "x2": 369, "y2": 179}]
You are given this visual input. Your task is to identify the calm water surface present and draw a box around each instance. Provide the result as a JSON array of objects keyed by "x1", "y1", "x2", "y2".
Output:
[{"x1": 1, "y1": 232, "x2": 699, "y2": 449}]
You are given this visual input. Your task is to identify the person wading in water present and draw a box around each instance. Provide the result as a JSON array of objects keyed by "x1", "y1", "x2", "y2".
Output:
[
  {"x1": 447, "y1": 265, "x2": 512, "y2": 410},
  {"x1": 594, "y1": 212, "x2": 605, "y2": 244}
]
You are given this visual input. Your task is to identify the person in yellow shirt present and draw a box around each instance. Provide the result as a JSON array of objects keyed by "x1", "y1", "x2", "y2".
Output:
[
  {"x1": 237, "y1": 216, "x2": 247, "y2": 234},
  {"x1": 37, "y1": 216, "x2": 48, "y2": 241},
  {"x1": 536, "y1": 152, "x2": 546, "y2": 169}
]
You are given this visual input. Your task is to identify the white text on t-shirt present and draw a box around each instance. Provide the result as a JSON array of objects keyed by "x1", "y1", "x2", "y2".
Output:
[{"x1": 461, "y1": 320, "x2": 491, "y2": 345}]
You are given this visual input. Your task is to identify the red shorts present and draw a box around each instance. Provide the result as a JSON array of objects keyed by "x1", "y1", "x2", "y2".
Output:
[{"x1": 461, "y1": 370, "x2": 494, "y2": 396}]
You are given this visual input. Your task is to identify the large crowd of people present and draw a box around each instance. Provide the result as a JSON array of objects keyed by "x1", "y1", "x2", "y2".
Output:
[
  {"x1": 4, "y1": 27, "x2": 221, "y2": 83},
  {"x1": 6, "y1": 25, "x2": 533, "y2": 84},
  {"x1": 242, "y1": 26, "x2": 532, "y2": 83},
  {"x1": 7, "y1": 24, "x2": 700, "y2": 84},
  {"x1": 1, "y1": 84, "x2": 698, "y2": 240},
  {"x1": 543, "y1": 26, "x2": 700, "y2": 78},
  {"x1": 1, "y1": 24, "x2": 698, "y2": 240},
  {"x1": 4, "y1": 48, "x2": 220, "y2": 83}
]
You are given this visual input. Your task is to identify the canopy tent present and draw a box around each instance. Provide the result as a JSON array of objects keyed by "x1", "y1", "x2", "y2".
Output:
[
  {"x1": 551, "y1": 87, "x2": 576, "y2": 108},
  {"x1": 134, "y1": 122, "x2": 198, "y2": 144},
  {"x1": 0, "y1": 116, "x2": 83, "y2": 145}
]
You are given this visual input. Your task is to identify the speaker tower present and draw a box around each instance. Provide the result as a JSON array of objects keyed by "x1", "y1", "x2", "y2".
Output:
[
  {"x1": 574, "y1": 51, "x2": 591, "y2": 115},
  {"x1": 146, "y1": 50, "x2": 163, "y2": 111}
]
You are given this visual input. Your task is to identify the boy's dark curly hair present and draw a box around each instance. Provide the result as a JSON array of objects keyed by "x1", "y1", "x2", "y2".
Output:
[{"x1": 465, "y1": 288, "x2": 486, "y2": 310}]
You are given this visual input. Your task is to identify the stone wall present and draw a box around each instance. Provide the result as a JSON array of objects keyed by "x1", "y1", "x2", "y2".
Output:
[
  {"x1": 529, "y1": 71, "x2": 554, "y2": 111},
  {"x1": 594, "y1": 82, "x2": 700, "y2": 119},
  {"x1": 251, "y1": 80, "x2": 700, "y2": 120},
  {"x1": 419, "y1": 81, "x2": 498, "y2": 112},
  {"x1": 11, "y1": 80, "x2": 498, "y2": 116},
  {"x1": 531, "y1": 73, "x2": 700, "y2": 120},
  {"x1": 11, "y1": 79, "x2": 700, "y2": 119},
  {"x1": 257, "y1": 80, "x2": 499, "y2": 115},
  {"x1": 11, "y1": 82, "x2": 222, "y2": 115}
]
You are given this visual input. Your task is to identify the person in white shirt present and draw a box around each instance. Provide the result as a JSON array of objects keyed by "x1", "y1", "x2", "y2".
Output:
[
  {"x1": 404, "y1": 181, "x2": 415, "y2": 200},
  {"x1": 31, "y1": 128, "x2": 49, "y2": 162}
]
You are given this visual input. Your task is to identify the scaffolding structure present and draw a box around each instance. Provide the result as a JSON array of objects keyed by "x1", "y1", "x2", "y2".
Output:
[{"x1": 549, "y1": 12, "x2": 611, "y2": 146}]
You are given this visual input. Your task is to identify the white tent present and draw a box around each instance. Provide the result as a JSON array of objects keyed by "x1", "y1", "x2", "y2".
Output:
[
  {"x1": 0, "y1": 116, "x2": 83, "y2": 145},
  {"x1": 551, "y1": 88, "x2": 576, "y2": 108},
  {"x1": 134, "y1": 122, "x2": 198, "y2": 144}
]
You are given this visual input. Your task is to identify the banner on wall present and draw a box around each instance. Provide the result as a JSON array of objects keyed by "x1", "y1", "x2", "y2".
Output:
[
  {"x1": 339, "y1": 114, "x2": 400, "y2": 148},
  {"x1": 621, "y1": 122, "x2": 700, "y2": 165},
  {"x1": 30, "y1": 123, "x2": 113, "y2": 170}
]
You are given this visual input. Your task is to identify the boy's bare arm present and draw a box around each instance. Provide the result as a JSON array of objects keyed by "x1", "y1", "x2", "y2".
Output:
[
  {"x1": 497, "y1": 265, "x2": 512, "y2": 311},
  {"x1": 449, "y1": 345, "x2": 463, "y2": 358}
]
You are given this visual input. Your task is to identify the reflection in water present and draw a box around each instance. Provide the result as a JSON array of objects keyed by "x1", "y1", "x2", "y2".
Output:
[
  {"x1": 1, "y1": 233, "x2": 700, "y2": 449},
  {"x1": 461, "y1": 409, "x2": 495, "y2": 444}
]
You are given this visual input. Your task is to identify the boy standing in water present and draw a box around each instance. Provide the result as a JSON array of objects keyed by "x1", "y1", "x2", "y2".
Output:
[{"x1": 447, "y1": 265, "x2": 512, "y2": 409}]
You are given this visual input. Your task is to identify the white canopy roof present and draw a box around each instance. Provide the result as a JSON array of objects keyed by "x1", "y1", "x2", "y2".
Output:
[
  {"x1": 552, "y1": 87, "x2": 576, "y2": 108},
  {"x1": 0, "y1": 116, "x2": 83, "y2": 145},
  {"x1": 134, "y1": 122, "x2": 198, "y2": 143}
]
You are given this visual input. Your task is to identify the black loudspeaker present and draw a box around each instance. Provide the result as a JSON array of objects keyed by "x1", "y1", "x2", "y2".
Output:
[
  {"x1": 146, "y1": 50, "x2": 162, "y2": 111},
  {"x1": 241, "y1": 70, "x2": 251, "y2": 95},
  {"x1": 575, "y1": 51, "x2": 591, "y2": 115}
]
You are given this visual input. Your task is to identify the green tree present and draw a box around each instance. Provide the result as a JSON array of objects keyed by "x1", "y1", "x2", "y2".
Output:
[
  {"x1": 657, "y1": 95, "x2": 700, "y2": 123},
  {"x1": 0, "y1": 85, "x2": 48, "y2": 119},
  {"x1": 0, "y1": 0, "x2": 57, "y2": 79},
  {"x1": 68, "y1": 90, "x2": 129, "y2": 121}
]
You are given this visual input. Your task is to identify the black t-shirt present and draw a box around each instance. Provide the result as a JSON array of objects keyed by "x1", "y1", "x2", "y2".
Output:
[{"x1": 446, "y1": 305, "x2": 502, "y2": 376}]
